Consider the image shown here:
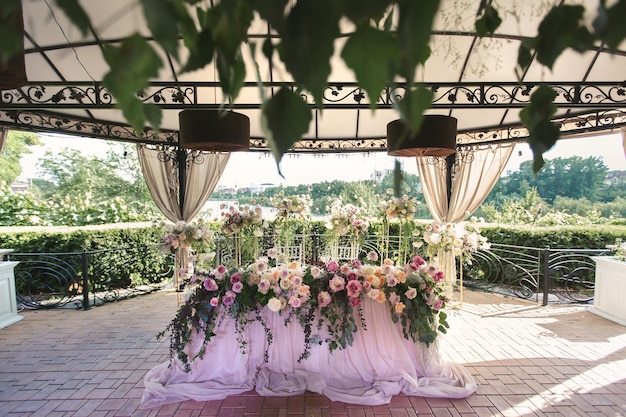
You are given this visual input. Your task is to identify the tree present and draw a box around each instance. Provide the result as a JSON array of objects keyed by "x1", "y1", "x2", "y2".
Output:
[
  {"x1": 2, "y1": 0, "x2": 623, "y2": 175},
  {"x1": 0, "y1": 130, "x2": 41, "y2": 184},
  {"x1": 500, "y1": 156, "x2": 609, "y2": 204}
]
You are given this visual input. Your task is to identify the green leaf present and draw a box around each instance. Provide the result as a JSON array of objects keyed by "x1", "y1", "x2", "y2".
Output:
[
  {"x1": 262, "y1": 87, "x2": 312, "y2": 173},
  {"x1": 210, "y1": 0, "x2": 254, "y2": 67},
  {"x1": 475, "y1": 5, "x2": 502, "y2": 37},
  {"x1": 519, "y1": 85, "x2": 559, "y2": 173},
  {"x1": 102, "y1": 34, "x2": 163, "y2": 132},
  {"x1": 182, "y1": 28, "x2": 214, "y2": 73},
  {"x1": 55, "y1": 0, "x2": 91, "y2": 37},
  {"x1": 279, "y1": 0, "x2": 340, "y2": 107},
  {"x1": 143, "y1": 102, "x2": 162, "y2": 130},
  {"x1": 535, "y1": 5, "x2": 586, "y2": 69},
  {"x1": 340, "y1": 0, "x2": 393, "y2": 25},
  {"x1": 516, "y1": 39, "x2": 535, "y2": 79},
  {"x1": 593, "y1": 0, "x2": 626, "y2": 51},
  {"x1": 396, "y1": 85, "x2": 433, "y2": 132},
  {"x1": 341, "y1": 26, "x2": 400, "y2": 108},
  {"x1": 252, "y1": 0, "x2": 288, "y2": 34},
  {"x1": 0, "y1": 0, "x2": 23, "y2": 65},
  {"x1": 216, "y1": 50, "x2": 246, "y2": 104},
  {"x1": 396, "y1": 0, "x2": 439, "y2": 81},
  {"x1": 141, "y1": 0, "x2": 183, "y2": 60}
]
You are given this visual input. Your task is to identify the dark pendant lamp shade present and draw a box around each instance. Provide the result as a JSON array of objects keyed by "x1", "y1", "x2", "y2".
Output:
[
  {"x1": 0, "y1": 3, "x2": 27, "y2": 90},
  {"x1": 179, "y1": 110, "x2": 250, "y2": 152},
  {"x1": 387, "y1": 115, "x2": 457, "y2": 157}
]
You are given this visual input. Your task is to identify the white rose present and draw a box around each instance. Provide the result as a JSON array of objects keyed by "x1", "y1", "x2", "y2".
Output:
[{"x1": 267, "y1": 297, "x2": 282, "y2": 312}]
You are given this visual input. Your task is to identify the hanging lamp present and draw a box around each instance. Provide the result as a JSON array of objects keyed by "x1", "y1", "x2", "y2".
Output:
[
  {"x1": 387, "y1": 115, "x2": 457, "y2": 157},
  {"x1": 178, "y1": 110, "x2": 250, "y2": 152}
]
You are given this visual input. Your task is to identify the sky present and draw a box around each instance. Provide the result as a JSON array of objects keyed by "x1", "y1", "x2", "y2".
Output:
[{"x1": 18, "y1": 131, "x2": 626, "y2": 188}]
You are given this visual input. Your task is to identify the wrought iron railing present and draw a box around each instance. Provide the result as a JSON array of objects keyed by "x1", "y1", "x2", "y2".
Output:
[
  {"x1": 463, "y1": 244, "x2": 612, "y2": 305},
  {"x1": 7, "y1": 238, "x2": 612, "y2": 310},
  {"x1": 8, "y1": 245, "x2": 173, "y2": 310}
]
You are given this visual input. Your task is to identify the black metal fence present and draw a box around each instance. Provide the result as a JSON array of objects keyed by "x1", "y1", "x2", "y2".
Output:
[
  {"x1": 7, "y1": 237, "x2": 613, "y2": 310},
  {"x1": 8, "y1": 245, "x2": 173, "y2": 310},
  {"x1": 463, "y1": 244, "x2": 612, "y2": 305}
]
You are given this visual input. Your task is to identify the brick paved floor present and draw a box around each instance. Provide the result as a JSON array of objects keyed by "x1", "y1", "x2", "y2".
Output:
[{"x1": 1, "y1": 288, "x2": 625, "y2": 417}]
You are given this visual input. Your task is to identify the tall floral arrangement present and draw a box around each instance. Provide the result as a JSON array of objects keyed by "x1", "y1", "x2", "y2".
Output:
[
  {"x1": 379, "y1": 189, "x2": 419, "y2": 222},
  {"x1": 158, "y1": 219, "x2": 214, "y2": 254},
  {"x1": 219, "y1": 203, "x2": 266, "y2": 236},
  {"x1": 378, "y1": 189, "x2": 420, "y2": 263},
  {"x1": 159, "y1": 251, "x2": 449, "y2": 370},
  {"x1": 271, "y1": 192, "x2": 312, "y2": 220},
  {"x1": 219, "y1": 203, "x2": 268, "y2": 265},
  {"x1": 327, "y1": 201, "x2": 370, "y2": 238},
  {"x1": 157, "y1": 219, "x2": 216, "y2": 290},
  {"x1": 422, "y1": 220, "x2": 489, "y2": 260},
  {"x1": 271, "y1": 192, "x2": 312, "y2": 251}
]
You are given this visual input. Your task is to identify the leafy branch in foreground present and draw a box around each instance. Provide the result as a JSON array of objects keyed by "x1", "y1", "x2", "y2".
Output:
[{"x1": 2, "y1": 0, "x2": 624, "y2": 172}]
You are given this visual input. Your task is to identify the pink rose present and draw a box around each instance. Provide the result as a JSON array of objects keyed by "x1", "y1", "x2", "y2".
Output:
[
  {"x1": 329, "y1": 275, "x2": 345, "y2": 293},
  {"x1": 232, "y1": 281, "x2": 244, "y2": 293},
  {"x1": 230, "y1": 272, "x2": 243, "y2": 284},
  {"x1": 346, "y1": 279, "x2": 362, "y2": 298},
  {"x1": 318, "y1": 291, "x2": 332, "y2": 308},
  {"x1": 222, "y1": 290, "x2": 236, "y2": 306},
  {"x1": 349, "y1": 297, "x2": 362, "y2": 308},
  {"x1": 288, "y1": 296, "x2": 302, "y2": 308},
  {"x1": 209, "y1": 297, "x2": 219, "y2": 307},
  {"x1": 203, "y1": 278, "x2": 218, "y2": 292},
  {"x1": 326, "y1": 260, "x2": 339, "y2": 273}
]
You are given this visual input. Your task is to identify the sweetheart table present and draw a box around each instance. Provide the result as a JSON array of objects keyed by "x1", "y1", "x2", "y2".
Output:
[{"x1": 141, "y1": 298, "x2": 476, "y2": 408}]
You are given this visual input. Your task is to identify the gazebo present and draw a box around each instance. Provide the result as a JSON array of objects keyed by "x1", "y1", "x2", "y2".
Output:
[{"x1": 0, "y1": 0, "x2": 624, "y2": 226}]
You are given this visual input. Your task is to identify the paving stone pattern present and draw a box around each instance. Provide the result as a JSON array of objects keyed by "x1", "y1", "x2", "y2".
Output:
[{"x1": 1, "y1": 288, "x2": 625, "y2": 417}]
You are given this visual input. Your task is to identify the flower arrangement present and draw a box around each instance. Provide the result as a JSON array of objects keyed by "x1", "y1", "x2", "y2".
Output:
[
  {"x1": 158, "y1": 252, "x2": 450, "y2": 370},
  {"x1": 379, "y1": 189, "x2": 419, "y2": 222},
  {"x1": 327, "y1": 201, "x2": 370, "y2": 237},
  {"x1": 271, "y1": 191, "x2": 312, "y2": 220},
  {"x1": 157, "y1": 219, "x2": 214, "y2": 253},
  {"x1": 422, "y1": 220, "x2": 489, "y2": 259},
  {"x1": 219, "y1": 203, "x2": 266, "y2": 236}
]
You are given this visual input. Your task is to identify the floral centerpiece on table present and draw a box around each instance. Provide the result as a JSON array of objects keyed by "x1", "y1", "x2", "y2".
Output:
[{"x1": 158, "y1": 249, "x2": 450, "y2": 371}]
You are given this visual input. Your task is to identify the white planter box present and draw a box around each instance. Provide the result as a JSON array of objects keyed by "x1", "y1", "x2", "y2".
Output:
[
  {"x1": 0, "y1": 261, "x2": 23, "y2": 329},
  {"x1": 591, "y1": 256, "x2": 626, "y2": 326}
]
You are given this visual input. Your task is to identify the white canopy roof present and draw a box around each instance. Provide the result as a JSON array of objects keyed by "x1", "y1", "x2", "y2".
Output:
[{"x1": 1, "y1": 0, "x2": 625, "y2": 152}]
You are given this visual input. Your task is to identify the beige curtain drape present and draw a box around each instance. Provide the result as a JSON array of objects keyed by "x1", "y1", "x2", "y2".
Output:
[
  {"x1": 417, "y1": 143, "x2": 515, "y2": 289},
  {"x1": 137, "y1": 144, "x2": 230, "y2": 291},
  {"x1": 0, "y1": 127, "x2": 8, "y2": 154},
  {"x1": 136, "y1": 144, "x2": 230, "y2": 222}
]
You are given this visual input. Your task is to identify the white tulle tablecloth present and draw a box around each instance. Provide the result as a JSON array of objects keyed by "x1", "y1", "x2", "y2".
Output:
[{"x1": 141, "y1": 299, "x2": 476, "y2": 408}]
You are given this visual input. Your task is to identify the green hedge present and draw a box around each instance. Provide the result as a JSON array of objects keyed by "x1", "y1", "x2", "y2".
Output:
[{"x1": 0, "y1": 222, "x2": 170, "y2": 288}]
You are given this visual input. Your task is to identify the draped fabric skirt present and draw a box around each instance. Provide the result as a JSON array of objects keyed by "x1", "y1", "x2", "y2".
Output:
[{"x1": 141, "y1": 299, "x2": 476, "y2": 408}]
